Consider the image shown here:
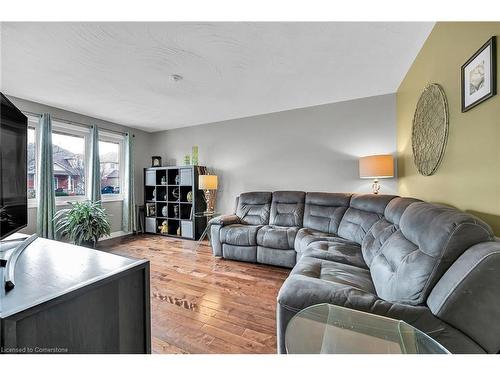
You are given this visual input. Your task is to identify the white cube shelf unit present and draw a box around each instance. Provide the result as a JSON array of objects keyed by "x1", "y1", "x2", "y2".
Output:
[{"x1": 144, "y1": 166, "x2": 207, "y2": 240}]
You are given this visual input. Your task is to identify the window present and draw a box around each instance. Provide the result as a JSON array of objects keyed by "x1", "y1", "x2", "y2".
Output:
[
  {"x1": 27, "y1": 127, "x2": 36, "y2": 199},
  {"x1": 26, "y1": 115, "x2": 125, "y2": 204},
  {"x1": 99, "y1": 139, "x2": 122, "y2": 196},
  {"x1": 52, "y1": 131, "x2": 86, "y2": 197}
]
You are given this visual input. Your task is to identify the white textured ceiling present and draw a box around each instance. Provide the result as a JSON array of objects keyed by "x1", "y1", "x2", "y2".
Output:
[{"x1": 1, "y1": 22, "x2": 434, "y2": 132}]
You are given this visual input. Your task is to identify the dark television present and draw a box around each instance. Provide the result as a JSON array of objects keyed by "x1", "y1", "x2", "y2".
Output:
[{"x1": 0, "y1": 93, "x2": 28, "y2": 240}]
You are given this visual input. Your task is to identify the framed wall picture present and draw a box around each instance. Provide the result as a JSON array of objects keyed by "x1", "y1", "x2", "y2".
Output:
[
  {"x1": 151, "y1": 156, "x2": 162, "y2": 167},
  {"x1": 461, "y1": 36, "x2": 496, "y2": 112}
]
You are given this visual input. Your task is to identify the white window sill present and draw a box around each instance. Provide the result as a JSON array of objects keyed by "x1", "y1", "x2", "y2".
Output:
[
  {"x1": 28, "y1": 195, "x2": 124, "y2": 208},
  {"x1": 101, "y1": 195, "x2": 124, "y2": 203}
]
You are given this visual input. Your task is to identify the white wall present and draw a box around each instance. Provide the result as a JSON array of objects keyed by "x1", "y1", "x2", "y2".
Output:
[
  {"x1": 149, "y1": 94, "x2": 398, "y2": 214},
  {"x1": 6, "y1": 95, "x2": 151, "y2": 235}
]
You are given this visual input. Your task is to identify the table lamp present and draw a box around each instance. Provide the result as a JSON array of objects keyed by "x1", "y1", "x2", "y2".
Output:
[
  {"x1": 359, "y1": 154, "x2": 394, "y2": 194},
  {"x1": 199, "y1": 174, "x2": 218, "y2": 214}
]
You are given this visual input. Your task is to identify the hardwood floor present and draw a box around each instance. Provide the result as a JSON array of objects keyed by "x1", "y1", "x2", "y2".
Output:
[{"x1": 105, "y1": 234, "x2": 290, "y2": 354}]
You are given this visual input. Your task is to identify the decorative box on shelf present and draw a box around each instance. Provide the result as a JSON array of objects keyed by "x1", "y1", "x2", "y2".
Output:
[{"x1": 143, "y1": 165, "x2": 207, "y2": 240}]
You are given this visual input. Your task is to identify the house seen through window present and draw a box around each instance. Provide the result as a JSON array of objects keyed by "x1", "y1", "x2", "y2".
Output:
[
  {"x1": 52, "y1": 131, "x2": 86, "y2": 197},
  {"x1": 99, "y1": 140, "x2": 121, "y2": 195},
  {"x1": 28, "y1": 126, "x2": 86, "y2": 198}
]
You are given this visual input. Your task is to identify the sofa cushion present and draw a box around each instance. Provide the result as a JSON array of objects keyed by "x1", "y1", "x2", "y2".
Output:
[
  {"x1": 236, "y1": 192, "x2": 272, "y2": 225},
  {"x1": 220, "y1": 224, "x2": 262, "y2": 246},
  {"x1": 257, "y1": 225, "x2": 298, "y2": 250},
  {"x1": 302, "y1": 241, "x2": 367, "y2": 269},
  {"x1": 222, "y1": 244, "x2": 257, "y2": 263},
  {"x1": 337, "y1": 194, "x2": 397, "y2": 244},
  {"x1": 294, "y1": 227, "x2": 360, "y2": 253},
  {"x1": 278, "y1": 257, "x2": 376, "y2": 312},
  {"x1": 269, "y1": 191, "x2": 305, "y2": 227},
  {"x1": 257, "y1": 247, "x2": 296, "y2": 268},
  {"x1": 369, "y1": 202, "x2": 494, "y2": 306},
  {"x1": 303, "y1": 192, "x2": 351, "y2": 233},
  {"x1": 294, "y1": 228, "x2": 338, "y2": 253},
  {"x1": 360, "y1": 219, "x2": 397, "y2": 266},
  {"x1": 362, "y1": 197, "x2": 421, "y2": 267},
  {"x1": 384, "y1": 197, "x2": 422, "y2": 225}
]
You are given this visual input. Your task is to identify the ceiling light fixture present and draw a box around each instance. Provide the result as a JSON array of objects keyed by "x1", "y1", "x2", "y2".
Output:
[{"x1": 170, "y1": 74, "x2": 183, "y2": 82}]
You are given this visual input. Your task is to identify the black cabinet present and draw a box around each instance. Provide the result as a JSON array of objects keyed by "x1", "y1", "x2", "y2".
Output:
[{"x1": 144, "y1": 166, "x2": 207, "y2": 240}]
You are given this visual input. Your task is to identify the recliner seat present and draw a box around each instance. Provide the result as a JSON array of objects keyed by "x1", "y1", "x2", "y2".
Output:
[
  {"x1": 294, "y1": 192, "x2": 352, "y2": 253},
  {"x1": 209, "y1": 191, "x2": 500, "y2": 354},
  {"x1": 255, "y1": 191, "x2": 305, "y2": 268}
]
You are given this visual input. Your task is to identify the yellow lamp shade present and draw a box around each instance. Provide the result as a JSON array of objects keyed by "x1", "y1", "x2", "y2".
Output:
[
  {"x1": 199, "y1": 175, "x2": 218, "y2": 190},
  {"x1": 359, "y1": 154, "x2": 394, "y2": 179}
]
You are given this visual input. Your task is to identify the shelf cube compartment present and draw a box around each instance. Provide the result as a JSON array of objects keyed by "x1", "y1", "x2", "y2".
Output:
[
  {"x1": 180, "y1": 204, "x2": 193, "y2": 220},
  {"x1": 180, "y1": 168, "x2": 192, "y2": 186},
  {"x1": 145, "y1": 217, "x2": 156, "y2": 233},
  {"x1": 168, "y1": 186, "x2": 181, "y2": 202},
  {"x1": 156, "y1": 169, "x2": 167, "y2": 185},
  {"x1": 145, "y1": 170, "x2": 156, "y2": 186},
  {"x1": 156, "y1": 186, "x2": 167, "y2": 201},
  {"x1": 168, "y1": 220, "x2": 180, "y2": 235},
  {"x1": 168, "y1": 203, "x2": 180, "y2": 219},
  {"x1": 145, "y1": 186, "x2": 156, "y2": 201},
  {"x1": 181, "y1": 220, "x2": 193, "y2": 239},
  {"x1": 168, "y1": 169, "x2": 179, "y2": 185},
  {"x1": 156, "y1": 202, "x2": 168, "y2": 218},
  {"x1": 156, "y1": 218, "x2": 168, "y2": 235},
  {"x1": 179, "y1": 186, "x2": 193, "y2": 202}
]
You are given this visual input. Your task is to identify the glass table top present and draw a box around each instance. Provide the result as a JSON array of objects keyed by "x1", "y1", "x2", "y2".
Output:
[
  {"x1": 194, "y1": 211, "x2": 220, "y2": 218},
  {"x1": 285, "y1": 303, "x2": 450, "y2": 354}
]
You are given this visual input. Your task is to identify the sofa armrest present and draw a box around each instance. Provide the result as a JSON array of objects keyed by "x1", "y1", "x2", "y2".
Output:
[
  {"x1": 209, "y1": 214, "x2": 240, "y2": 226},
  {"x1": 427, "y1": 240, "x2": 500, "y2": 353}
]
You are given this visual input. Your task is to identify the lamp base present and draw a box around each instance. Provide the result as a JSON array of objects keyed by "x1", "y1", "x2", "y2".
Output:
[
  {"x1": 371, "y1": 179, "x2": 381, "y2": 194},
  {"x1": 203, "y1": 189, "x2": 217, "y2": 214}
]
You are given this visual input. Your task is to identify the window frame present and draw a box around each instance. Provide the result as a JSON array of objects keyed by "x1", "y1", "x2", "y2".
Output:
[
  {"x1": 27, "y1": 118, "x2": 38, "y2": 208},
  {"x1": 51, "y1": 121, "x2": 90, "y2": 205},
  {"x1": 98, "y1": 130, "x2": 125, "y2": 202},
  {"x1": 26, "y1": 115, "x2": 126, "y2": 207}
]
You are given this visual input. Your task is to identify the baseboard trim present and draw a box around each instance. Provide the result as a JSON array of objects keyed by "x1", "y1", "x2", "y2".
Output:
[
  {"x1": 108, "y1": 230, "x2": 132, "y2": 239},
  {"x1": 98, "y1": 231, "x2": 135, "y2": 248}
]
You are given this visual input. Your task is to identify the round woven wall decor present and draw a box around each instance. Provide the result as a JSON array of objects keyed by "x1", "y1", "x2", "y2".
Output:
[{"x1": 412, "y1": 83, "x2": 449, "y2": 176}]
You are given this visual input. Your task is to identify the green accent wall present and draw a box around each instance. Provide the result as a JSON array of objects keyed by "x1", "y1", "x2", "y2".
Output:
[{"x1": 397, "y1": 22, "x2": 500, "y2": 235}]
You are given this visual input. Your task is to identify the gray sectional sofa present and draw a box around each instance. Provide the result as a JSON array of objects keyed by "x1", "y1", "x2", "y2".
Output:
[{"x1": 209, "y1": 191, "x2": 500, "y2": 354}]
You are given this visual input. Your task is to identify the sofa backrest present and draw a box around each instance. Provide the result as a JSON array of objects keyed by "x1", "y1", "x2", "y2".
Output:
[
  {"x1": 269, "y1": 191, "x2": 306, "y2": 227},
  {"x1": 368, "y1": 202, "x2": 494, "y2": 306},
  {"x1": 362, "y1": 197, "x2": 421, "y2": 266},
  {"x1": 236, "y1": 192, "x2": 272, "y2": 225},
  {"x1": 303, "y1": 192, "x2": 352, "y2": 234},
  {"x1": 337, "y1": 194, "x2": 397, "y2": 244}
]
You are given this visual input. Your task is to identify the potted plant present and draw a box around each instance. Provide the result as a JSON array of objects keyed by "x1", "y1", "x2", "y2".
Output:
[{"x1": 54, "y1": 201, "x2": 111, "y2": 248}]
